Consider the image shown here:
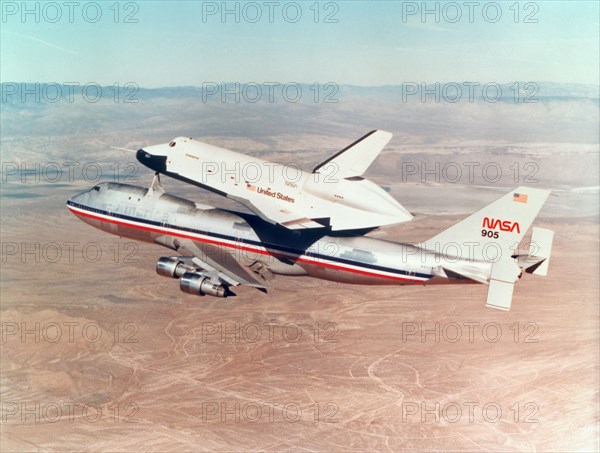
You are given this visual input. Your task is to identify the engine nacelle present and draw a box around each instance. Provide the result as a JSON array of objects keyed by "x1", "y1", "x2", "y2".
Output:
[
  {"x1": 156, "y1": 257, "x2": 189, "y2": 278},
  {"x1": 180, "y1": 272, "x2": 227, "y2": 298}
]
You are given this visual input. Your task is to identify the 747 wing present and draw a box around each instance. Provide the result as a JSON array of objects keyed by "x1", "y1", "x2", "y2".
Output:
[{"x1": 154, "y1": 236, "x2": 271, "y2": 296}]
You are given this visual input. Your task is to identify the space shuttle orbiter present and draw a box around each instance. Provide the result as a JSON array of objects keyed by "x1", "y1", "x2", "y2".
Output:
[{"x1": 136, "y1": 130, "x2": 412, "y2": 231}]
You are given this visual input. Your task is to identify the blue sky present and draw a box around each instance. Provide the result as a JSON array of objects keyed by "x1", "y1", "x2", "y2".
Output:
[{"x1": 1, "y1": 1, "x2": 598, "y2": 87}]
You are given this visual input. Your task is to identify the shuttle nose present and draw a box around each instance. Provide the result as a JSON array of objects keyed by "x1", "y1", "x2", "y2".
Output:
[
  {"x1": 136, "y1": 148, "x2": 146, "y2": 161},
  {"x1": 137, "y1": 148, "x2": 167, "y2": 173}
]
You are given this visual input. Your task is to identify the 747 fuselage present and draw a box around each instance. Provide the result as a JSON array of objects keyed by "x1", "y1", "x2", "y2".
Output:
[{"x1": 67, "y1": 182, "x2": 488, "y2": 288}]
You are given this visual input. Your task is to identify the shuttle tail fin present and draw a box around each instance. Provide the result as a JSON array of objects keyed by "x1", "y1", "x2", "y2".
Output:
[{"x1": 313, "y1": 130, "x2": 392, "y2": 178}]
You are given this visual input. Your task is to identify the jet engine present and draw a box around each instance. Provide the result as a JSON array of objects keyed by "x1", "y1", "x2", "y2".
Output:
[
  {"x1": 180, "y1": 272, "x2": 227, "y2": 297},
  {"x1": 156, "y1": 257, "x2": 191, "y2": 278},
  {"x1": 156, "y1": 257, "x2": 229, "y2": 297}
]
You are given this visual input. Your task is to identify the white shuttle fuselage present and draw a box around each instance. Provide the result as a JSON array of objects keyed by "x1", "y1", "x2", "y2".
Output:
[{"x1": 136, "y1": 132, "x2": 413, "y2": 231}]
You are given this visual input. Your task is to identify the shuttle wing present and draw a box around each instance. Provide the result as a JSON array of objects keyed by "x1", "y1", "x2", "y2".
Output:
[
  {"x1": 229, "y1": 193, "x2": 408, "y2": 231},
  {"x1": 313, "y1": 130, "x2": 393, "y2": 178},
  {"x1": 228, "y1": 194, "x2": 328, "y2": 229}
]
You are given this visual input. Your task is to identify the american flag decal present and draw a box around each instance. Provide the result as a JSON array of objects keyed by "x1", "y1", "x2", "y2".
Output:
[
  {"x1": 513, "y1": 193, "x2": 528, "y2": 203},
  {"x1": 246, "y1": 183, "x2": 256, "y2": 192}
]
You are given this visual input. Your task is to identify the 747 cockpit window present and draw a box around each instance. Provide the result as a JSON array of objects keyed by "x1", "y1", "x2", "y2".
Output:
[
  {"x1": 93, "y1": 186, "x2": 100, "y2": 191},
  {"x1": 169, "y1": 141, "x2": 176, "y2": 147}
]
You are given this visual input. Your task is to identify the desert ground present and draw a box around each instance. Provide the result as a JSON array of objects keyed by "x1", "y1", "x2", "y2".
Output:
[{"x1": 1, "y1": 178, "x2": 598, "y2": 452}]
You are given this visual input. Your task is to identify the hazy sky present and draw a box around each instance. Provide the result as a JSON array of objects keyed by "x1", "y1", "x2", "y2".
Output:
[{"x1": 1, "y1": 1, "x2": 598, "y2": 87}]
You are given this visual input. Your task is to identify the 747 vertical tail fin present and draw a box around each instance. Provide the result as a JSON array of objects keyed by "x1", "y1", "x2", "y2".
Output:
[
  {"x1": 419, "y1": 186, "x2": 551, "y2": 262},
  {"x1": 418, "y1": 186, "x2": 552, "y2": 311}
]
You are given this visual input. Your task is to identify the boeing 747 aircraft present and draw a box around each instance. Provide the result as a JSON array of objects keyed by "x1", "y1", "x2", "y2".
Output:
[{"x1": 67, "y1": 174, "x2": 553, "y2": 310}]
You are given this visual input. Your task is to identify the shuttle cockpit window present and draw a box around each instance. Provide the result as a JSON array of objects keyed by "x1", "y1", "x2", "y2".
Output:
[
  {"x1": 93, "y1": 185, "x2": 100, "y2": 191},
  {"x1": 169, "y1": 141, "x2": 176, "y2": 148}
]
